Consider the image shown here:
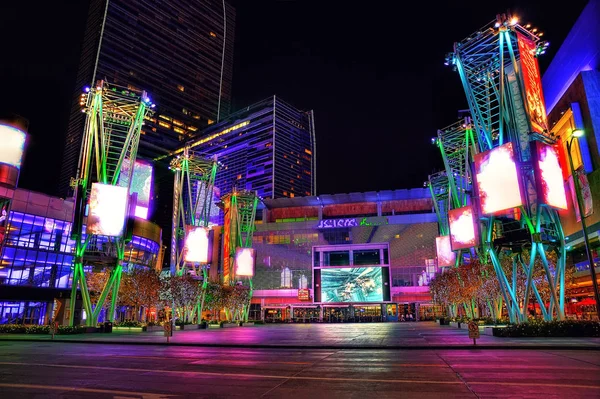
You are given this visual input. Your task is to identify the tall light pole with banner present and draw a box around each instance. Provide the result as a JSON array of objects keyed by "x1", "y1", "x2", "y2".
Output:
[{"x1": 566, "y1": 129, "x2": 600, "y2": 320}]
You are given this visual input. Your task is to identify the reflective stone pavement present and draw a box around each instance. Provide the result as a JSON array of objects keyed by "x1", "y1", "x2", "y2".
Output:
[
  {"x1": 0, "y1": 340, "x2": 599, "y2": 398},
  {"x1": 1, "y1": 322, "x2": 599, "y2": 349}
]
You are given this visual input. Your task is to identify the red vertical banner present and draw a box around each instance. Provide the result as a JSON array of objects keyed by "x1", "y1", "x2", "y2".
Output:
[
  {"x1": 517, "y1": 33, "x2": 549, "y2": 135},
  {"x1": 222, "y1": 197, "x2": 231, "y2": 285}
]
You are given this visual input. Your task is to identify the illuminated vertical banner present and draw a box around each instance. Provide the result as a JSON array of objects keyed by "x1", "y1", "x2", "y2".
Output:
[
  {"x1": 569, "y1": 168, "x2": 594, "y2": 222},
  {"x1": 87, "y1": 183, "x2": 129, "y2": 237},
  {"x1": 0, "y1": 124, "x2": 26, "y2": 169},
  {"x1": 222, "y1": 196, "x2": 232, "y2": 284},
  {"x1": 235, "y1": 248, "x2": 256, "y2": 277},
  {"x1": 532, "y1": 142, "x2": 568, "y2": 210},
  {"x1": 118, "y1": 160, "x2": 153, "y2": 219},
  {"x1": 435, "y1": 235, "x2": 456, "y2": 267},
  {"x1": 448, "y1": 205, "x2": 479, "y2": 251},
  {"x1": 517, "y1": 33, "x2": 549, "y2": 135},
  {"x1": 473, "y1": 142, "x2": 523, "y2": 215}
]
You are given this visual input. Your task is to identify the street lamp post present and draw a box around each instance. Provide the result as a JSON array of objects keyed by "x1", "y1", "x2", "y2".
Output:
[{"x1": 565, "y1": 130, "x2": 600, "y2": 320}]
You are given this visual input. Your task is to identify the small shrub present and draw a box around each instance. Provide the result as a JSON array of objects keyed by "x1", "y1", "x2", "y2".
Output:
[
  {"x1": 0, "y1": 324, "x2": 86, "y2": 334},
  {"x1": 494, "y1": 320, "x2": 600, "y2": 337}
]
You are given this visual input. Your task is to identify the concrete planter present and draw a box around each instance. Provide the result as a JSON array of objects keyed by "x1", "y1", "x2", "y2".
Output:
[
  {"x1": 221, "y1": 323, "x2": 238, "y2": 328},
  {"x1": 239, "y1": 322, "x2": 254, "y2": 327},
  {"x1": 449, "y1": 321, "x2": 462, "y2": 329},
  {"x1": 208, "y1": 323, "x2": 221, "y2": 329}
]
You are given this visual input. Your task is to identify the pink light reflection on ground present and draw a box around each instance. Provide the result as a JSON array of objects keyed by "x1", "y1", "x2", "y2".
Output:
[{"x1": 538, "y1": 146, "x2": 568, "y2": 209}]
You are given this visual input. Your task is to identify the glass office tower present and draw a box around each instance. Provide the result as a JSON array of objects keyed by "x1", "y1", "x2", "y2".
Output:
[{"x1": 60, "y1": 0, "x2": 236, "y2": 197}]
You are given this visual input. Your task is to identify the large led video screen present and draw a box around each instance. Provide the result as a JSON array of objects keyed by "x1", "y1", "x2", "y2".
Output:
[
  {"x1": 0, "y1": 124, "x2": 26, "y2": 169},
  {"x1": 118, "y1": 159, "x2": 153, "y2": 219},
  {"x1": 473, "y1": 142, "x2": 523, "y2": 215},
  {"x1": 436, "y1": 235, "x2": 456, "y2": 267},
  {"x1": 87, "y1": 183, "x2": 128, "y2": 237},
  {"x1": 320, "y1": 267, "x2": 383, "y2": 303},
  {"x1": 534, "y1": 142, "x2": 568, "y2": 210},
  {"x1": 235, "y1": 247, "x2": 256, "y2": 277},
  {"x1": 448, "y1": 205, "x2": 479, "y2": 251},
  {"x1": 184, "y1": 227, "x2": 211, "y2": 263}
]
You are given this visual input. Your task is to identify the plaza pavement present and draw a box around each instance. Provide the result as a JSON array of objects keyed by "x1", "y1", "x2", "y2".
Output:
[{"x1": 1, "y1": 321, "x2": 599, "y2": 349}]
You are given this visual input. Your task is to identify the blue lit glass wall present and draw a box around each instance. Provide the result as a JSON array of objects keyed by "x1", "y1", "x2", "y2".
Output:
[{"x1": 0, "y1": 211, "x2": 161, "y2": 287}]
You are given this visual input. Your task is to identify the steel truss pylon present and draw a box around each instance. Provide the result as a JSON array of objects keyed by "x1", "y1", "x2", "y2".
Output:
[
  {"x1": 169, "y1": 148, "x2": 219, "y2": 277},
  {"x1": 442, "y1": 13, "x2": 565, "y2": 322},
  {"x1": 221, "y1": 189, "x2": 259, "y2": 321},
  {"x1": 68, "y1": 80, "x2": 153, "y2": 326}
]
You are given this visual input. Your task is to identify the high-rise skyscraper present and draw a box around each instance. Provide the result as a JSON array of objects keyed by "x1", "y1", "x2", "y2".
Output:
[
  {"x1": 164, "y1": 95, "x2": 317, "y2": 202},
  {"x1": 60, "y1": 0, "x2": 235, "y2": 197}
]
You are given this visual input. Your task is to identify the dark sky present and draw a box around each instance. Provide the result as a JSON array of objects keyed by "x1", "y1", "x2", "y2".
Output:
[{"x1": 0, "y1": 0, "x2": 589, "y2": 197}]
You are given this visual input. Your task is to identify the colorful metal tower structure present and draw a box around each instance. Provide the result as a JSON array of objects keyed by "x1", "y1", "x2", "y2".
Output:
[
  {"x1": 68, "y1": 81, "x2": 154, "y2": 326},
  {"x1": 169, "y1": 148, "x2": 219, "y2": 277},
  {"x1": 438, "y1": 13, "x2": 566, "y2": 322},
  {"x1": 221, "y1": 189, "x2": 259, "y2": 321}
]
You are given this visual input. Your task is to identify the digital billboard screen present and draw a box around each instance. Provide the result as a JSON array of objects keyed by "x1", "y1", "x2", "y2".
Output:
[
  {"x1": 118, "y1": 159, "x2": 153, "y2": 219},
  {"x1": 87, "y1": 183, "x2": 128, "y2": 237},
  {"x1": 235, "y1": 247, "x2": 256, "y2": 277},
  {"x1": 436, "y1": 235, "x2": 456, "y2": 267},
  {"x1": 534, "y1": 142, "x2": 568, "y2": 210},
  {"x1": 448, "y1": 205, "x2": 479, "y2": 251},
  {"x1": 0, "y1": 124, "x2": 26, "y2": 169},
  {"x1": 473, "y1": 142, "x2": 523, "y2": 215},
  {"x1": 184, "y1": 227, "x2": 211, "y2": 263},
  {"x1": 320, "y1": 267, "x2": 383, "y2": 303}
]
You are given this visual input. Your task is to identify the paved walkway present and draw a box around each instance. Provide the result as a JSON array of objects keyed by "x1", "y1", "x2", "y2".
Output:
[{"x1": 2, "y1": 322, "x2": 599, "y2": 349}]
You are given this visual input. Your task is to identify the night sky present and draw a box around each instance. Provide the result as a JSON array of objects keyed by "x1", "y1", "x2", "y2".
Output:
[{"x1": 0, "y1": 0, "x2": 588, "y2": 197}]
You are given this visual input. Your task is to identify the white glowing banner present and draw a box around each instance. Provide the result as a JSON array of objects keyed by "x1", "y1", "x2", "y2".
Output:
[
  {"x1": 87, "y1": 183, "x2": 128, "y2": 237},
  {"x1": 436, "y1": 235, "x2": 456, "y2": 267},
  {"x1": 474, "y1": 142, "x2": 523, "y2": 215},
  {"x1": 184, "y1": 227, "x2": 210, "y2": 263},
  {"x1": 235, "y1": 248, "x2": 255, "y2": 277},
  {"x1": 0, "y1": 124, "x2": 26, "y2": 169},
  {"x1": 448, "y1": 205, "x2": 479, "y2": 251},
  {"x1": 534, "y1": 142, "x2": 568, "y2": 210}
]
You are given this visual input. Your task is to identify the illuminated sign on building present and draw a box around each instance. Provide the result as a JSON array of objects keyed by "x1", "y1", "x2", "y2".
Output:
[
  {"x1": 298, "y1": 289, "x2": 310, "y2": 301},
  {"x1": 0, "y1": 124, "x2": 26, "y2": 169},
  {"x1": 86, "y1": 183, "x2": 129, "y2": 237},
  {"x1": 184, "y1": 227, "x2": 211, "y2": 263},
  {"x1": 448, "y1": 205, "x2": 479, "y2": 251},
  {"x1": 316, "y1": 217, "x2": 388, "y2": 229},
  {"x1": 517, "y1": 32, "x2": 549, "y2": 135},
  {"x1": 473, "y1": 142, "x2": 523, "y2": 215},
  {"x1": 235, "y1": 247, "x2": 256, "y2": 277},
  {"x1": 533, "y1": 142, "x2": 568, "y2": 210},
  {"x1": 436, "y1": 235, "x2": 456, "y2": 267}
]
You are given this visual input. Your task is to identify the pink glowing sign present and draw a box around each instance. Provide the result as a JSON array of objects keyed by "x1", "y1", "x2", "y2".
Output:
[
  {"x1": 235, "y1": 248, "x2": 255, "y2": 277},
  {"x1": 184, "y1": 227, "x2": 211, "y2": 263},
  {"x1": 436, "y1": 235, "x2": 456, "y2": 267},
  {"x1": 86, "y1": 183, "x2": 128, "y2": 237},
  {"x1": 473, "y1": 142, "x2": 523, "y2": 215},
  {"x1": 448, "y1": 205, "x2": 479, "y2": 251},
  {"x1": 534, "y1": 142, "x2": 568, "y2": 210},
  {"x1": 0, "y1": 124, "x2": 26, "y2": 169}
]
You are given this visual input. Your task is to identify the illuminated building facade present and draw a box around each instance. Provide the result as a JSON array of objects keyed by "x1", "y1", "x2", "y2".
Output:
[
  {"x1": 242, "y1": 189, "x2": 441, "y2": 322},
  {"x1": 0, "y1": 189, "x2": 162, "y2": 325},
  {"x1": 543, "y1": 0, "x2": 600, "y2": 318},
  {"x1": 59, "y1": 0, "x2": 236, "y2": 197},
  {"x1": 172, "y1": 96, "x2": 316, "y2": 203}
]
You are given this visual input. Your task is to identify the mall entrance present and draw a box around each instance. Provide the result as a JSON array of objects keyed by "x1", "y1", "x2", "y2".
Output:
[{"x1": 322, "y1": 304, "x2": 384, "y2": 322}]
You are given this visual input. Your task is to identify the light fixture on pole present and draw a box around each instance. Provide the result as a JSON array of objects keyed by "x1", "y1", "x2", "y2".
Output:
[{"x1": 565, "y1": 128, "x2": 600, "y2": 320}]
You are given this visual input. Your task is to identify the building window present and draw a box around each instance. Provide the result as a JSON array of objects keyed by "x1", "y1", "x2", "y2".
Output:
[
  {"x1": 158, "y1": 121, "x2": 171, "y2": 129},
  {"x1": 177, "y1": 85, "x2": 185, "y2": 92},
  {"x1": 281, "y1": 267, "x2": 292, "y2": 288},
  {"x1": 209, "y1": 31, "x2": 217, "y2": 38},
  {"x1": 323, "y1": 251, "x2": 350, "y2": 266}
]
